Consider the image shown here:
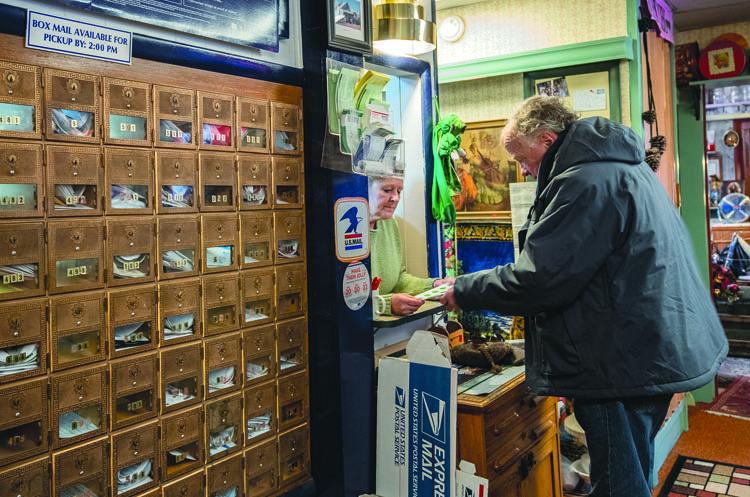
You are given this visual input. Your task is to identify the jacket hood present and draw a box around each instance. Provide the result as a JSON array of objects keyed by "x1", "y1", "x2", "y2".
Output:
[{"x1": 550, "y1": 117, "x2": 645, "y2": 179}]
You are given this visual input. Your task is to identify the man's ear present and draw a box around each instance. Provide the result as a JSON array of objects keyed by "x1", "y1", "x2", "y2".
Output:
[{"x1": 539, "y1": 131, "x2": 558, "y2": 147}]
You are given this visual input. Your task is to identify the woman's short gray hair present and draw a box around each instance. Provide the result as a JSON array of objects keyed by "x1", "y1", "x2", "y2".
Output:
[{"x1": 509, "y1": 96, "x2": 578, "y2": 138}]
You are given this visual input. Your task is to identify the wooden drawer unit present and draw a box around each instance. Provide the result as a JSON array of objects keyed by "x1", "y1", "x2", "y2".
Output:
[
  {"x1": 51, "y1": 365, "x2": 108, "y2": 448},
  {"x1": 245, "y1": 438, "x2": 278, "y2": 497},
  {"x1": 0, "y1": 221, "x2": 45, "y2": 301},
  {"x1": 110, "y1": 352, "x2": 158, "y2": 430},
  {"x1": 245, "y1": 381, "x2": 277, "y2": 445},
  {"x1": 199, "y1": 152, "x2": 236, "y2": 211},
  {"x1": 276, "y1": 317, "x2": 307, "y2": 377},
  {"x1": 239, "y1": 154, "x2": 272, "y2": 210},
  {"x1": 159, "y1": 278, "x2": 201, "y2": 345},
  {"x1": 53, "y1": 436, "x2": 109, "y2": 497},
  {"x1": 207, "y1": 452, "x2": 244, "y2": 497},
  {"x1": 244, "y1": 325, "x2": 277, "y2": 387},
  {"x1": 488, "y1": 432, "x2": 561, "y2": 497},
  {"x1": 202, "y1": 213, "x2": 238, "y2": 273},
  {"x1": 50, "y1": 291, "x2": 105, "y2": 371},
  {"x1": 275, "y1": 263, "x2": 306, "y2": 321},
  {"x1": 154, "y1": 85, "x2": 196, "y2": 149},
  {"x1": 105, "y1": 147, "x2": 153, "y2": 215},
  {"x1": 206, "y1": 391, "x2": 243, "y2": 461},
  {"x1": 162, "y1": 469, "x2": 205, "y2": 497},
  {"x1": 242, "y1": 267, "x2": 275, "y2": 327},
  {"x1": 111, "y1": 421, "x2": 160, "y2": 497},
  {"x1": 279, "y1": 424, "x2": 310, "y2": 487},
  {"x1": 46, "y1": 144, "x2": 103, "y2": 217},
  {"x1": 274, "y1": 211, "x2": 305, "y2": 264},
  {"x1": 0, "y1": 455, "x2": 49, "y2": 497},
  {"x1": 0, "y1": 378, "x2": 48, "y2": 466},
  {"x1": 48, "y1": 219, "x2": 105, "y2": 294},
  {"x1": 104, "y1": 78, "x2": 151, "y2": 146},
  {"x1": 158, "y1": 215, "x2": 200, "y2": 280},
  {"x1": 199, "y1": 91, "x2": 235, "y2": 150},
  {"x1": 277, "y1": 371, "x2": 308, "y2": 432},
  {"x1": 205, "y1": 332, "x2": 242, "y2": 398},
  {"x1": 240, "y1": 211, "x2": 273, "y2": 269},
  {"x1": 0, "y1": 142, "x2": 44, "y2": 218},
  {"x1": 271, "y1": 102, "x2": 301, "y2": 156},
  {"x1": 0, "y1": 61, "x2": 41, "y2": 139},
  {"x1": 44, "y1": 68, "x2": 100, "y2": 144},
  {"x1": 237, "y1": 97, "x2": 269, "y2": 154},
  {"x1": 161, "y1": 405, "x2": 204, "y2": 481},
  {"x1": 273, "y1": 157, "x2": 303, "y2": 209},
  {"x1": 0, "y1": 298, "x2": 46, "y2": 384},
  {"x1": 109, "y1": 284, "x2": 157, "y2": 358},
  {"x1": 160, "y1": 342, "x2": 203, "y2": 413},
  {"x1": 203, "y1": 272, "x2": 240, "y2": 336},
  {"x1": 156, "y1": 150, "x2": 198, "y2": 214},
  {"x1": 107, "y1": 217, "x2": 156, "y2": 286}
]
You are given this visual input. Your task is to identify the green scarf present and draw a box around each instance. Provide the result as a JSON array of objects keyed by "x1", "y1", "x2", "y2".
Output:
[{"x1": 431, "y1": 101, "x2": 466, "y2": 223}]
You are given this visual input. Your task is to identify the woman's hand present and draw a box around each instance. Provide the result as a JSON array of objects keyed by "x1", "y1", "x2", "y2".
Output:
[
  {"x1": 433, "y1": 277, "x2": 456, "y2": 288},
  {"x1": 391, "y1": 293, "x2": 425, "y2": 315}
]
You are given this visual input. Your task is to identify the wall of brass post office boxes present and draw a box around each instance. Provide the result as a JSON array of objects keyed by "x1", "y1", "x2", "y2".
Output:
[{"x1": 0, "y1": 57, "x2": 310, "y2": 497}]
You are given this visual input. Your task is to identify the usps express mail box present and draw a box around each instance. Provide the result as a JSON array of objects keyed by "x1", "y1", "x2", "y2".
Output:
[{"x1": 376, "y1": 330, "x2": 458, "y2": 497}]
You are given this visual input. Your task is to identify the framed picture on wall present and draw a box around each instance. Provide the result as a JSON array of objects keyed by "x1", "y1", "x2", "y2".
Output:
[
  {"x1": 326, "y1": 0, "x2": 373, "y2": 55},
  {"x1": 453, "y1": 119, "x2": 523, "y2": 221}
]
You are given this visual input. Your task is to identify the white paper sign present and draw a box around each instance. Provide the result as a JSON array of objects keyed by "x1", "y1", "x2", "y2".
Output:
[
  {"x1": 572, "y1": 88, "x2": 607, "y2": 112},
  {"x1": 335, "y1": 197, "x2": 370, "y2": 262},
  {"x1": 26, "y1": 10, "x2": 132, "y2": 65}
]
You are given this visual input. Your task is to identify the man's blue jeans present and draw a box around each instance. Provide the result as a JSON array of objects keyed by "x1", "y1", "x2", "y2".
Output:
[{"x1": 574, "y1": 395, "x2": 672, "y2": 497}]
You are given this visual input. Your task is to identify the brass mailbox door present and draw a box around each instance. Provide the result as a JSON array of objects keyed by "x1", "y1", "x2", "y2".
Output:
[
  {"x1": 51, "y1": 365, "x2": 108, "y2": 449},
  {"x1": 111, "y1": 420, "x2": 159, "y2": 496},
  {"x1": 105, "y1": 147, "x2": 153, "y2": 215},
  {"x1": 49, "y1": 291, "x2": 105, "y2": 371},
  {"x1": 245, "y1": 438, "x2": 278, "y2": 497},
  {"x1": 0, "y1": 378, "x2": 48, "y2": 466},
  {"x1": 242, "y1": 267, "x2": 275, "y2": 327},
  {"x1": 271, "y1": 102, "x2": 301, "y2": 156},
  {"x1": 157, "y1": 215, "x2": 200, "y2": 280},
  {"x1": 159, "y1": 278, "x2": 201, "y2": 345},
  {"x1": 199, "y1": 152, "x2": 236, "y2": 212},
  {"x1": 0, "y1": 455, "x2": 49, "y2": 497},
  {"x1": 46, "y1": 145, "x2": 103, "y2": 217},
  {"x1": 207, "y1": 452, "x2": 243, "y2": 497},
  {"x1": 160, "y1": 342, "x2": 202, "y2": 413},
  {"x1": 245, "y1": 381, "x2": 277, "y2": 445},
  {"x1": 273, "y1": 157, "x2": 303, "y2": 209},
  {"x1": 237, "y1": 97, "x2": 269, "y2": 154},
  {"x1": 0, "y1": 142, "x2": 44, "y2": 218},
  {"x1": 104, "y1": 78, "x2": 151, "y2": 146},
  {"x1": 277, "y1": 371, "x2": 308, "y2": 433},
  {"x1": 0, "y1": 298, "x2": 46, "y2": 385},
  {"x1": 53, "y1": 436, "x2": 109, "y2": 497},
  {"x1": 240, "y1": 211, "x2": 273, "y2": 269},
  {"x1": 162, "y1": 469, "x2": 205, "y2": 497},
  {"x1": 0, "y1": 61, "x2": 41, "y2": 140},
  {"x1": 277, "y1": 317, "x2": 307, "y2": 377},
  {"x1": 107, "y1": 217, "x2": 156, "y2": 286},
  {"x1": 109, "y1": 284, "x2": 157, "y2": 358},
  {"x1": 156, "y1": 150, "x2": 198, "y2": 214},
  {"x1": 161, "y1": 406, "x2": 203, "y2": 481},
  {"x1": 279, "y1": 424, "x2": 310, "y2": 486},
  {"x1": 205, "y1": 332, "x2": 242, "y2": 398},
  {"x1": 110, "y1": 352, "x2": 158, "y2": 430},
  {"x1": 47, "y1": 220, "x2": 104, "y2": 294},
  {"x1": 238, "y1": 154, "x2": 272, "y2": 210},
  {"x1": 275, "y1": 263, "x2": 306, "y2": 321},
  {"x1": 44, "y1": 69, "x2": 100, "y2": 144},
  {"x1": 274, "y1": 211, "x2": 305, "y2": 264},
  {"x1": 206, "y1": 391, "x2": 243, "y2": 461},
  {"x1": 243, "y1": 325, "x2": 277, "y2": 387},
  {"x1": 202, "y1": 273, "x2": 240, "y2": 337},
  {"x1": 0, "y1": 221, "x2": 44, "y2": 301},
  {"x1": 202, "y1": 213, "x2": 238, "y2": 273},
  {"x1": 199, "y1": 91, "x2": 235, "y2": 150},
  {"x1": 154, "y1": 85, "x2": 196, "y2": 149}
]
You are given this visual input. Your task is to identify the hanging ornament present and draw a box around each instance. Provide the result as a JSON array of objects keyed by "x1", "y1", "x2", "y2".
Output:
[{"x1": 640, "y1": 7, "x2": 667, "y2": 173}]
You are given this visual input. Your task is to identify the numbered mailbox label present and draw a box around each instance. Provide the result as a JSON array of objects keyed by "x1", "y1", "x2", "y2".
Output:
[{"x1": 66, "y1": 265, "x2": 88, "y2": 277}]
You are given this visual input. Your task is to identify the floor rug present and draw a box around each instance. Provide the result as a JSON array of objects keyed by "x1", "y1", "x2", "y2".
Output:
[
  {"x1": 707, "y1": 376, "x2": 750, "y2": 421},
  {"x1": 719, "y1": 357, "x2": 750, "y2": 380},
  {"x1": 658, "y1": 456, "x2": 750, "y2": 497}
]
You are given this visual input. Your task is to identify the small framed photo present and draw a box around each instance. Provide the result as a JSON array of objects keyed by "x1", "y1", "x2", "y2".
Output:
[{"x1": 327, "y1": 0, "x2": 372, "y2": 55}]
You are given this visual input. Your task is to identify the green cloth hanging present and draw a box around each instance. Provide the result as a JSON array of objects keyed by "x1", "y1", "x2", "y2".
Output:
[{"x1": 431, "y1": 99, "x2": 466, "y2": 223}]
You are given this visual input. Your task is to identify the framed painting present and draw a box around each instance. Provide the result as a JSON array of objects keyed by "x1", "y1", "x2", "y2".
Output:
[
  {"x1": 454, "y1": 119, "x2": 522, "y2": 221},
  {"x1": 327, "y1": 0, "x2": 373, "y2": 55}
]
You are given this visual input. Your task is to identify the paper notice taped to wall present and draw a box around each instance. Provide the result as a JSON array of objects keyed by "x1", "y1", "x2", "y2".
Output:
[{"x1": 572, "y1": 88, "x2": 607, "y2": 112}]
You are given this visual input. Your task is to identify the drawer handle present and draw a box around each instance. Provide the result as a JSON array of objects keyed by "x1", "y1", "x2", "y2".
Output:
[
  {"x1": 9, "y1": 317, "x2": 22, "y2": 337},
  {"x1": 286, "y1": 221, "x2": 292, "y2": 234},
  {"x1": 126, "y1": 160, "x2": 134, "y2": 177},
  {"x1": 128, "y1": 364, "x2": 141, "y2": 386},
  {"x1": 221, "y1": 468, "x2": 230, "y2": 485},
  {"x1": 170, "y1": 93, "x2": 180, "y2": 114},
  {"x1": 5, "y1": 71, "x2": 17, "y2": 86},
  {"x1": 6, "y1": 153, "x2": 16, "y2": 175},
  {"x1": 174, "y1": 161, "x2": 181, "y2": 178},
  {"x1": 250, "y1": 106, "x2": 258, "y2": 122},
  {"x1": 74, "y1": 378, "x2": 88, "y2": 401},
  {"x1": 71, "y1": 158, "x2": 80, "y2": 177},
  {"x1": 255, "y1": 392, "x2": 263, "y2": 409},
  {"x1": 282, "y1": 108, "x2": 290, "y2": 126},
  {"x1": 529, "y1": 420, "x2": 554, "y2": 442},
  {"x1": 253, "y1": 224, "x2": 260, "y2": 236},
  {"x1": 75, "y1": 453, "x2": 88, "y2": 475},
  {"x1": 255, "y1": 337, "x2": 263, "y2": 351},
  {"x1": 11, "y1": 393, "x2": 24, "y2": 417},
  {"x1": 254, "y1": 276, "x2": 262, "y2": 294},
  {"x1": 67, "y1": 79, "x2": 80, "y2": 101},
  {"x1": 287, "y1": 273, "x2": 294, "y2": 288},
  {"x1": 493, "y1": 411, "x2": 520, "y2": 436},
  {"x1": 492, "y1": 446, "x2": 521, "y2": 474},
  {"x1": 284, "y1": 166, "x2": 291, "y2": 181}
]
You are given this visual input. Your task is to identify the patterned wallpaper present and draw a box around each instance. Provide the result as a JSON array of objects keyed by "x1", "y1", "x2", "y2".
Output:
[
  {"x1": 438, "y1": 74, "x2": 524, "y2": 123},
  {"x1": 675, "y1": 21, "x2": 750, "y2": 48},
  {"x1": 437, "y1": 0, "x2": 629, "y2": 66}
]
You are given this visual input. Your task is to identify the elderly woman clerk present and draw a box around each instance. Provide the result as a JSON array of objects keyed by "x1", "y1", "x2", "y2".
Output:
[{"x1": 370, "y1": 176, "x2": 452, "y2": 316}]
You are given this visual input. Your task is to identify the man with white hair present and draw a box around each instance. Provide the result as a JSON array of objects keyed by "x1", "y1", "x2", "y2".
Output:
[{"x1": 441, "y1": 96, "x2": 727, "y2": 497}]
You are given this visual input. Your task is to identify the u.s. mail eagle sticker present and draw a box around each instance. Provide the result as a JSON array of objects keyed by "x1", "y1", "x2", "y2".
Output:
[{"x1": 334, "y1": 197, "x2": 370, "y2": 262}]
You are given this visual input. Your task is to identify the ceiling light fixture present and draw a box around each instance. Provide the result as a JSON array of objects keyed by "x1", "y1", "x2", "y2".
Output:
[{"x1": 373, "y1": 0, "x2": 437, "y2": 56}]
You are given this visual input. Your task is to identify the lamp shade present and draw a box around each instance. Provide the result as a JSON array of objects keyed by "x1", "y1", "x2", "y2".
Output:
[{"x1": 373, "y1": 1, "x2": 436, "y2": 56}]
